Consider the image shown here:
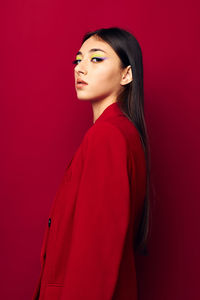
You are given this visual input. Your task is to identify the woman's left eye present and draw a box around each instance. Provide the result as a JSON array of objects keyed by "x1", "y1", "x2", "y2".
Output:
[
  {"x1": 72, "y1": 57, "x2": 104, "y2": 65},
  {"x1": 91, "y1": 57, "x2": 104, "y2": 62}
]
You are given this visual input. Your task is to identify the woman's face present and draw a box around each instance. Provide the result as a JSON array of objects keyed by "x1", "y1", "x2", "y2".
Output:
[{"x1": 73, "y1": 36, "x2": 126, "y2": 103}]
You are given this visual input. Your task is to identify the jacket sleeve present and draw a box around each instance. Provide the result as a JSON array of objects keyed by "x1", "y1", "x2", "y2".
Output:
[{"x1": 61, "y1": 123, "x2": 131, "y2": 300}]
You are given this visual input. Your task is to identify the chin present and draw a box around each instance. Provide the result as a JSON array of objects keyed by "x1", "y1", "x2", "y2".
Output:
[
  {"x1": 76, "y1": 95, "x2": 91, "y2": 101},
  {"x1": 76, "y1": 93, "x2": 94, "y2": 101}
]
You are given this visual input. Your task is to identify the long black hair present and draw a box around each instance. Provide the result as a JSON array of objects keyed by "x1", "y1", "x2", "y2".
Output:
[{"x1": 81, "y1": 27, "x2": 151, "y2": 256}]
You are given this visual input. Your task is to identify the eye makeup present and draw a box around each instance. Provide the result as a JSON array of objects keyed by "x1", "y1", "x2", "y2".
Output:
[
  {"x1": 91, "y1": 53, "x2": 106, "y2": 58},
  {"x1": 72, "y1": 53, "x2": 108, "y2": 65}
]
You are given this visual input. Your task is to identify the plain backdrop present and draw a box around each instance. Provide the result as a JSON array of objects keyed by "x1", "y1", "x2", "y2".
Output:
[{"x1": 0, "y1": 0, "x2": 199, "y2": 299}]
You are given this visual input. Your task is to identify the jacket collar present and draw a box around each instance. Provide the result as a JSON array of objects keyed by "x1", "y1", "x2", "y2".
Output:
[{"x1": 94, "y1": 102, "x2": 124, "y2": 124}]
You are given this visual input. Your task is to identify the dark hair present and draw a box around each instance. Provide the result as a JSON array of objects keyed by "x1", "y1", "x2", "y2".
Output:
[{"x1": 81, "y1": 27, "x2": 151, "y2": 256}]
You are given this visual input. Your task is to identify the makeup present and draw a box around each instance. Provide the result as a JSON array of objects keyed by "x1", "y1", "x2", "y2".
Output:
[{"x1": 72, "y1": 53, "x2": 108, "y2": 65}]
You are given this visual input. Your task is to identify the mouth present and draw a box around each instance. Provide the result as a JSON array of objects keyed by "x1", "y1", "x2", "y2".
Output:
[
  {"x1": 76, "y1": 83, "x2": 88, "y2": 89},
  {"x1": 76, "y1": 78, "x2": 88, "y2": 88}
]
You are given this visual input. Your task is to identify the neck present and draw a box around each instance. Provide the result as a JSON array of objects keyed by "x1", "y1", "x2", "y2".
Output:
[{"x1": 91, "y1": 99, "x2": 117, "y2": 124}]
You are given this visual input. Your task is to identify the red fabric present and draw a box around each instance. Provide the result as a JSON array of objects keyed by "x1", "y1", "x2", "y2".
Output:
[{"x1": 32, "y1": 102, "x2": 146, "y2": 300}]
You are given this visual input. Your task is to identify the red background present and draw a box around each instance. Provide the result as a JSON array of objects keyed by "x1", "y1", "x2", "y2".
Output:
[{"x1": 0, "y1": 1, "x2": 199, "y2": 299}]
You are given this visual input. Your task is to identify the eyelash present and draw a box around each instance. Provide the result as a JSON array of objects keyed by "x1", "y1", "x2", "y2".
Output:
[{"x1": 72, "y1": 57, "x2": 104, "y2": 65}]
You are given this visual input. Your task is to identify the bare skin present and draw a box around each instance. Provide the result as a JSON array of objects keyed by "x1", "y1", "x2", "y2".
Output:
[{"x1": 74, "y1": 35, "x2": 133, "y2": 124}]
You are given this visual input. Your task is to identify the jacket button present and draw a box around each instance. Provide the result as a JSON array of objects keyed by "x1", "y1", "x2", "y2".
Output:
[{"x1": 48, "y1": 218, "x2": 51, "y2": 227}]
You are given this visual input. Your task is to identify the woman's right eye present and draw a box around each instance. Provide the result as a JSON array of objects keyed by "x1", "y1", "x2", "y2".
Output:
[{"x1": 72, "y1": 59, "x2": 81, "y2": 65}]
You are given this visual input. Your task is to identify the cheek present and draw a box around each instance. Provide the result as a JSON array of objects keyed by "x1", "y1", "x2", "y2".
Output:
[{"x1": 92, "y1": 66, "x2": 120, "y2": 87}]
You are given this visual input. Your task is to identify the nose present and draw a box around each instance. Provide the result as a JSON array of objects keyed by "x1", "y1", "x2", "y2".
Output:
[{"x1": 75, "y1": 59, "x2": 88, "y2": 75}]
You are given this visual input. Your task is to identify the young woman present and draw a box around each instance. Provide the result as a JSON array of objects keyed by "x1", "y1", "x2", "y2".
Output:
[{"x1": 32, "y1": 26, "x2": 150, "y2": 300}]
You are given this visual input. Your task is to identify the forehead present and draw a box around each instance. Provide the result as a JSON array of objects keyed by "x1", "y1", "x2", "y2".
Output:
[{"x1": 78, "y1": 36, "x2": 116, "y2": 57}]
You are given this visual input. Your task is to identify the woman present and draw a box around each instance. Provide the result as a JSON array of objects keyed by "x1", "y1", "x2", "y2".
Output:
[{"x1": 32, "y1": 26, "x2": 150, "y2": 300}]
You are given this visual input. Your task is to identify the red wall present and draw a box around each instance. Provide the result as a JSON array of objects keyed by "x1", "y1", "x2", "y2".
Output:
[{"x1": 0, "y1": 1, "x2": 199, "y2": 299}]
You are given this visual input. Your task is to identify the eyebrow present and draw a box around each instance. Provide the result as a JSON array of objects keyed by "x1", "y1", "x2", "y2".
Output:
[{"x1": 76, "y1": 48, "x2": 107, "y2": 56}]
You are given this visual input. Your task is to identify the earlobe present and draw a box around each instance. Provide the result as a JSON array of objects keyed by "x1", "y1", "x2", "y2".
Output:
[{"x1": 120, "y1": 65, "x2": 133, "y2": 86}]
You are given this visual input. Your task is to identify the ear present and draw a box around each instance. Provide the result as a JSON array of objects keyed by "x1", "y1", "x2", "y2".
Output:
[{"x1": 120, "y1": 65, "x2": 133, "y2": 86}]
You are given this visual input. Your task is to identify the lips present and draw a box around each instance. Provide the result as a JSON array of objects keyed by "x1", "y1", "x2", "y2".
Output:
[{"x1": 76, "y1": 78, "x2": 88, "y2": 85}]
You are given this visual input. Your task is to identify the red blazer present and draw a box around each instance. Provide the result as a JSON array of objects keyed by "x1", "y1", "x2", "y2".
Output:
[{"x1": 32, "y1": 102, "x2": 146, "y2": 300}]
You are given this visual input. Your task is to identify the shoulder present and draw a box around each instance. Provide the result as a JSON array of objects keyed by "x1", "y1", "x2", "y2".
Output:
[
  {"x1": 84, "y1": 121, "x2": 127, "y2": 144},
  {"x1": 82, "y1": 121, "x2": 128, "y2": 154}
]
